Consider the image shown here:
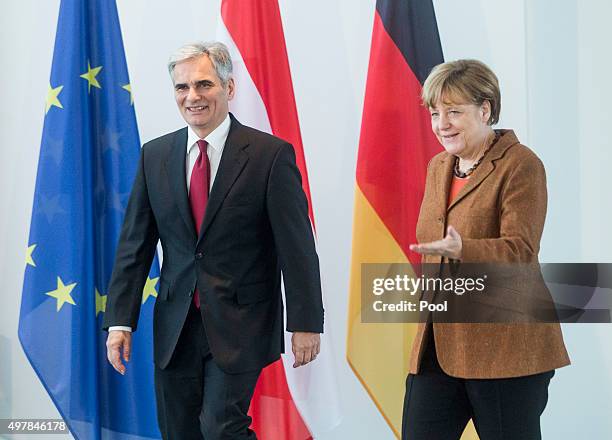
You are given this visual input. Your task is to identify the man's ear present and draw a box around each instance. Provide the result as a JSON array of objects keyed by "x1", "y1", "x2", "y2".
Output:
[{"x1": 227, "y1": 77, "x2": 235, "y2": 100}]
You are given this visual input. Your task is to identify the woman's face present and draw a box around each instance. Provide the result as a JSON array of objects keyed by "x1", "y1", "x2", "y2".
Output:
[{"x1": 429, "y1": 97, "x2": 491, "y2": 159}]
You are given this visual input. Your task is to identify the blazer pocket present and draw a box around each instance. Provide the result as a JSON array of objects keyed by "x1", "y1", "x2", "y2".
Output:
[
  {"x1": 459, "y1": 209, "x2": 497, "y2": 223},
  {"x1": 236, "y1": 281, "x2": 270, "y2": 305},
  {"x1": 223, "y1": 194, "x2": 255, "y2": 208},
  {"x1": 158, "y1": 279, "x2": 171, "y2": 301}
]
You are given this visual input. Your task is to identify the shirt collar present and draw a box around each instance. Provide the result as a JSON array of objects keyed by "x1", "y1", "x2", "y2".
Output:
[{"x1": 186, "y1": 113, "x2": 231, "y2": 154}]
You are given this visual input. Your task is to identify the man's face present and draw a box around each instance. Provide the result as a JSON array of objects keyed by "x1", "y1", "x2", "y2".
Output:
[{"x1": 172, "y1": 55, "x2": 234, "y2": 138}]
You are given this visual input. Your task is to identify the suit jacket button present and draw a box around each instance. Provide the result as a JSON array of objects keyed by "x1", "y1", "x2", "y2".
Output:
[{"x1": 195, "y1": 252, "x2": 203, "y2": 260}]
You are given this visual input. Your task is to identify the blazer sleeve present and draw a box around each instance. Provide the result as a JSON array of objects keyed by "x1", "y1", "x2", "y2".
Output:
[
  {"x1": 102, "y1": 146, "x2": 160, "y2": 331},
  {"x1": 266, "y1": 143, "x2": 324, "y2": 333},
  {"x1": 460, "y1": 150, "x2": 547, "y2": 263}
]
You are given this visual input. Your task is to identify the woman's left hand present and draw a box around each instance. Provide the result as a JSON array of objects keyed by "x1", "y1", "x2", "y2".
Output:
[{"x1": 410, "y1": 225, "x2": 462, "y2": 260}]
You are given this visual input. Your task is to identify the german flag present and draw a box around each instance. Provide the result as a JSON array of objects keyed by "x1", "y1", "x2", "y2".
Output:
[{"x1": 347, "y1": 1, "x2": 479, "y2": 437}]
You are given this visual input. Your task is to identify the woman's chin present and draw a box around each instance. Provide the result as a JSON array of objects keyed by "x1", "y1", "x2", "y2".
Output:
[{"x1": 441, "y1": 143, "x2": 464, "y2": 156}]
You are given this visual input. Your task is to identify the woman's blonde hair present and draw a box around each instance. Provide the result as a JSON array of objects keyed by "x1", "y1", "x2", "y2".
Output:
[{"x1": 422, "y1": 59, "x2": 501, "y2": 125}]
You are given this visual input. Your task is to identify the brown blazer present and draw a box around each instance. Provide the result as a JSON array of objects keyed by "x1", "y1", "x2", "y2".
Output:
[{"x1": 408, "y1": 129, "x2": 570, "y2": 378}]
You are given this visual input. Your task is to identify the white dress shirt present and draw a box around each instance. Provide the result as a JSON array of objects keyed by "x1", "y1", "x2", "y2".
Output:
[
  {"x1": 185, "y1": 113, "x2": 230, "y2": 194},
  {"x1": 109, "y1": 114, "x2": 231, "y2": 333}
]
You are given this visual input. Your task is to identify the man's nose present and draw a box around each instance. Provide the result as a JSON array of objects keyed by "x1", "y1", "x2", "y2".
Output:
[{"x1": 186, "y1": 86, "x2": 200, "y2": 101}]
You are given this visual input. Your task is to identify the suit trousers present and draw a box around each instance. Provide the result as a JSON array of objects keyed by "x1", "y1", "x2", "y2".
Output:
[
  {"x1": 402, "y1": 326, "x2": 554, "y2": 440},
  {"x1": 154, "y1": 303, "x2": 261, "y2": 440}
]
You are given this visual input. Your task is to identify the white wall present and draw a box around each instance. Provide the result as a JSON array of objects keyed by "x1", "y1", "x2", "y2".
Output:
[
  {"x1": 528, "y1": 0, "x2": 612, "y2": 437},
  {"x1": 0, "y1": 1, "x2": 610, "y2": 439}
]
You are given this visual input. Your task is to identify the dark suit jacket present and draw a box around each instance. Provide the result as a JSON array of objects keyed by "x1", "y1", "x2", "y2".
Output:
[
  {"x1": 408, "y1": 129, "x2": 570, "y2": 378},
  {"x1": 103, "y1": 114, "x2": 324, "y2": 374}
]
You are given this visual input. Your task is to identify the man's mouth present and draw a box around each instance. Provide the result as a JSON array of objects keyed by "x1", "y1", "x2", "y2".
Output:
[{"x1": 187, "y1": 106, "x2": 207, "y2": 112}]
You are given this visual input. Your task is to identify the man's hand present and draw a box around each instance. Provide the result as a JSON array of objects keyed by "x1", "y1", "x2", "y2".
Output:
[
  {"x1": 291, "y1": 332, "x2": 320, "y2": 368},
  {"x1": 409, "y1": 225, "x2": 462, "y2": 260},
  {"x1": 106, "y1": 330, "x2": 132, "y2": 375}
]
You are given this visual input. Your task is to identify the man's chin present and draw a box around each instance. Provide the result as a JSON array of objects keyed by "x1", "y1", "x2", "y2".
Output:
[{"x1": 184, "y1": 118, "x2": 210, "y2": 129}]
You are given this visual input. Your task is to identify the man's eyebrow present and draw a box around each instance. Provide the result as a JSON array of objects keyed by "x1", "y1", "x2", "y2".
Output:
[{"x1": 174, "y1": 79, "x2": 214, "y2": 89}]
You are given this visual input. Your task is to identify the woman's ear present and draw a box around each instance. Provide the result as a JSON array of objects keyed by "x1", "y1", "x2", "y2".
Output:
[{"x1": 481, "y1": 100, "x2": 491, "y2": 123}]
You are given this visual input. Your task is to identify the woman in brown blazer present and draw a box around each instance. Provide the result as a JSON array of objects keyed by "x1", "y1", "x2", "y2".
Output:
[{"x1": 401, "y1": 60, "x2": 570, "y2": 440}]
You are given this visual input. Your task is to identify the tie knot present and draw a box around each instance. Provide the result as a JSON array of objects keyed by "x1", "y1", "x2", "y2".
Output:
[{"x1": 196, "y1": 139, "x2": 208, "y2": 154}]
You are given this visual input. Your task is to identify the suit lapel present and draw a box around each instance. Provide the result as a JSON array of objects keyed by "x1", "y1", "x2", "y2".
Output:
[
  {"x1": 165, "y1": 127, "x2": 197, "y2": 239},
  {"x1": 197, "y1": 116, "x2": 250, "y2": 245}
]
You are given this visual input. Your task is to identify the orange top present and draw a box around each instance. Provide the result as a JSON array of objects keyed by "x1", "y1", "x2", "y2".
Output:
[{"x1": 448, "y1": 175, "x2": 469, "y2": 206}]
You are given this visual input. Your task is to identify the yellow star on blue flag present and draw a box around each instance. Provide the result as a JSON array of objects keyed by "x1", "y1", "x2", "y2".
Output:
[
  {"x1": 26, "y1": 244, "x2": 37, "y2": 267},
  {"x1": 122, "y1": 83, "x2": 134, "y2": 105},
  {"x1": 95, "y1": 288, "x2": 107, "y2": 316},
  {"x1": 46, "y1": 83, "x2": 63, "y2": 114},
  {"x1": 142, "y1": 276, "x2": 159, "y2": 304},
  {"x1": 45, "y1": 276, "x2": 77, "y2": 311},
  {"x1": 80, "y1": 61, "x2": 103, "y2": 93}
]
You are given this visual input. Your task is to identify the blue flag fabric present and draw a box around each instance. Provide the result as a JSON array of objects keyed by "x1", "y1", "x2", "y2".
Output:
[{"x1": 18, "y1": 1, "x2": 161, "y2": 439}]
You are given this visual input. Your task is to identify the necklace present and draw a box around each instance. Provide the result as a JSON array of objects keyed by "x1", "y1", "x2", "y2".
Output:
[{"x1": 453, "y1": 131, "x2": 499, "y2": 178}]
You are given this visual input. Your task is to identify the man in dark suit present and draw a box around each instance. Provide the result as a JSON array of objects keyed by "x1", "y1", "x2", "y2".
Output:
[{"x1": 103, "y1": 41, "x2": 324, "y2": 440}]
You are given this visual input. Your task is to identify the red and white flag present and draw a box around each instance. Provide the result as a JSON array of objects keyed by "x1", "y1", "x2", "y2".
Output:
[{"x1": 218, "y1": 1, "x2": 341, "y2": 438}]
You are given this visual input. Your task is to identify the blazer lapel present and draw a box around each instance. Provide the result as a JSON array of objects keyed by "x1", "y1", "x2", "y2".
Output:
[
  {"x1": 428, "y1": 154, "x2": 454, "y2": 222},
  {"x1": 197, "y1": 116, "x2": 249, "y2": 245},
  {"x1": 431, "y1": 154, "x2": 454, "y2": 218},
  {"x1": 447, "y1": 130, "x2": 519, "y2": 212},
  {"x1": 165, "y1": 127, "x2": 197, "y2": 239},
  {"x1": 447, "y1": 160, "x2": 495, "y2": 212}
]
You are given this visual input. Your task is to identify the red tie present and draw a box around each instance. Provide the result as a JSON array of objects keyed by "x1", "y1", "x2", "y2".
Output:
[{"x1": 189, "y1": 139, "x2": 210, "y2": 308}]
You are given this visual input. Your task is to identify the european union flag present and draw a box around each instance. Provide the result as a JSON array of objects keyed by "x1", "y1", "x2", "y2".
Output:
[{"x1": 18, "y1": 1, "x2": 161, "y2": 438}]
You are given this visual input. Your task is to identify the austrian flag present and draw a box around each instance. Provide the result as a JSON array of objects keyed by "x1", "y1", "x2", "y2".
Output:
[{"x1": 218, "y1": 0, "x2": 340, "y2": 438}]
